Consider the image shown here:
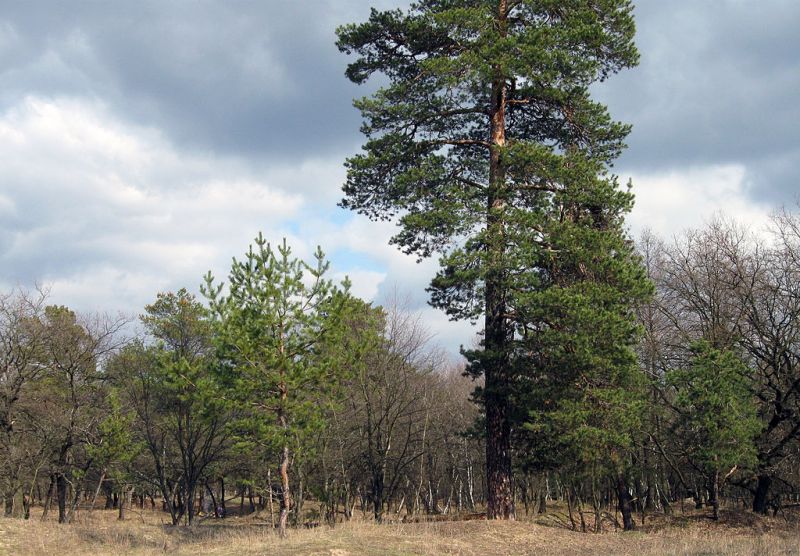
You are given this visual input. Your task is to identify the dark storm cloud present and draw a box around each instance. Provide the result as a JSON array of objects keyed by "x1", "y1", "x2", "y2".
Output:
[
  {"x1": 0, "y1": 1, "x2": 401, "y2": 162},
  {"x1": 596, "y1": 1, "x2": 800, "y2": 202},
  {"x1": 4, "y1": 1, "x2": 794, "y2": 202}
]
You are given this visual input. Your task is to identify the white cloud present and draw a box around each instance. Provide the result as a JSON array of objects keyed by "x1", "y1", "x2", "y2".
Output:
[
  {"x1": 626, "y1": 163, "x2": 772, "y2": 239},
  {"x1": 0, "y1": 94, "x2": 472, "y2": 356},
  {"x1": 334, "y1": 269, "x2": 385, "y2": 301},
  {"x1": 0, "y1": 96, "x2": 311, "y2": 311}
]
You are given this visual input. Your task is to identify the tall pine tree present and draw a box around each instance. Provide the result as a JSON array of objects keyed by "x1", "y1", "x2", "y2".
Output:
[{"x1": 338, "y1": 0, "x2": 642, "y2": 518}]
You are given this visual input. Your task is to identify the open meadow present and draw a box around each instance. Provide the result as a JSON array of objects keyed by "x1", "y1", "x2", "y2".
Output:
[{"x1": 2, "y1": 504, "x2": 799, "y2": 556}]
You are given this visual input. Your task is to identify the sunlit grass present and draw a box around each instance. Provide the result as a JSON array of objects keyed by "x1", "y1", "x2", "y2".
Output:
[{"x1": 1, "y1": 504, "x2": 798, "y2": 556}]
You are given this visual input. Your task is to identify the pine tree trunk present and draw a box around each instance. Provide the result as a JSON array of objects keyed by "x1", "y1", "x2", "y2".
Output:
[
  {"x1": 277, "y1": 333, "x2": 291, "y2": 537},
  {"x1": 710, "y1": 471, "x2": 720, "y2": 521},
  {"x1": 249, "y1": 485, "x2": 256, "y2": 514},
  {"x1": 118, "y1": 488, "x2": 127, "y2": 521},
  {"x1": 485, "y1": 431, "x2": 513, "y2": 518},
  {"x1": 279, "y1": 445, "x2": 291, "y2": 537},
  {"x1": 484, "y1": 0, "x2": 515, "y2": 521}
]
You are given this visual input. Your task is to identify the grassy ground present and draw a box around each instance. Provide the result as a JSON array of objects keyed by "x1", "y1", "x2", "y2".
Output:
[{"x1": 1, "y1": 504, "x2": 799, "y2": 555}]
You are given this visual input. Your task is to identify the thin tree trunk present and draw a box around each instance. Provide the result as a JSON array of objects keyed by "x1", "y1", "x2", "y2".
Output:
[
  {"x1": 295, "y1": 473, "x2": 304, "y2": 525},
  {"x1": 249, "y1": 485, "x2": 256, "y2": 513},
  {"x1": 19, "y1": 463, "x2": 41, "y2": 520},
  {"x1": 710, "y1": 471, "x2": 720, "y2": 521},
  {"x1": 566, "y1": 487, "x2": 576, "y2": 531},
  {"x1": 277, "y1": 333, "x2": 290, "y2": 537},
  {"x1": 538, "y1": 490, "x2": 547, "y2": 514},
  {"x1": 90, "y1": 470, "x2": 106, "y2": 512},
  {"x1": 372, "y1": 470, "x2": 384, "y2": 522},
  {"x1": 65, "y1": 480, "x2": 83, "y2": 524},
  {"x1": 118, "y1": 487, "x2": 127, "y2": 521},
  {"x1": 205, "y1": 482, "x2": 218, "y2": 517},
  {"x1": 219, "y1": 477, "x2": 226, "y2": 516},
  {"x1": 279, "y1": 445, "x2": 291, "y2": 537},
  {"x1": 41, "y1": 474, "x2": 55, "y2": 521},
  {"x1": 267, "y1": 473, "x2": 274, "y2": 528}
]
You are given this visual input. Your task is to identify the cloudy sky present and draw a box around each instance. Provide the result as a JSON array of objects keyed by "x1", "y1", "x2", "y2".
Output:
[{"x1": 0, "y1": 1, "x2": 797, "y2": 353}]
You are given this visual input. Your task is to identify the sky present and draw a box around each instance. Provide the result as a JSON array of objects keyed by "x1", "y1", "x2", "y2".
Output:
[{"x1": 0, "y1": 1, "x2": 797, "y2": 354}]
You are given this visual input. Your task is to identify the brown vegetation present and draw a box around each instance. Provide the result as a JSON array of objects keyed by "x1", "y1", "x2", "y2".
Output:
[{"x1": 2, "y1": 505, "x2": 799, "y2": 556}]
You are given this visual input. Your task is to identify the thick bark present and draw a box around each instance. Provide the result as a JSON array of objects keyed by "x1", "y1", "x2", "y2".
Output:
[
  {"x1": 485, "y1": 392, "x2": 514, "y2": 518},
  {"x1": 484, "y1": 0, "x2": 515, "y2": 522},
  {"x1": 616, "y1": 474, "x2": 635, "y2": 531},
  {"x1": 3, "y1": 494, "x2": 12, "y2": 517},
  {"x1": 752, "y1": 474, "x2": 772, "y2": 515}
]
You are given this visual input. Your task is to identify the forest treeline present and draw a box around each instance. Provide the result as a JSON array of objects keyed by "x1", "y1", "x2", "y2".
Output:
[{"x1": 1, "y1": 210, "x2": 799, "y2": 534}]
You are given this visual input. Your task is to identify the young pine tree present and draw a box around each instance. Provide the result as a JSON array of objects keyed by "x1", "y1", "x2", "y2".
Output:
[
  {"x1": 668, "y1": 341, "x2": 761, "y2": 520},
  {"x1": 203, "y1": 235, "x2": 353, "y2": 537}
]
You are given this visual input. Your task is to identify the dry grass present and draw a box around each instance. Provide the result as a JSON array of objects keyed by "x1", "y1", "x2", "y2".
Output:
[{"x1": 1, "y1": 505, "x2": 799, "y2": 556}]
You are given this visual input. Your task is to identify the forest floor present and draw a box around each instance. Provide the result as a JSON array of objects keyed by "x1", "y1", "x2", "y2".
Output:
[{"x1": 1, "y1": 503, "x2": 799, "y2": 555}]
